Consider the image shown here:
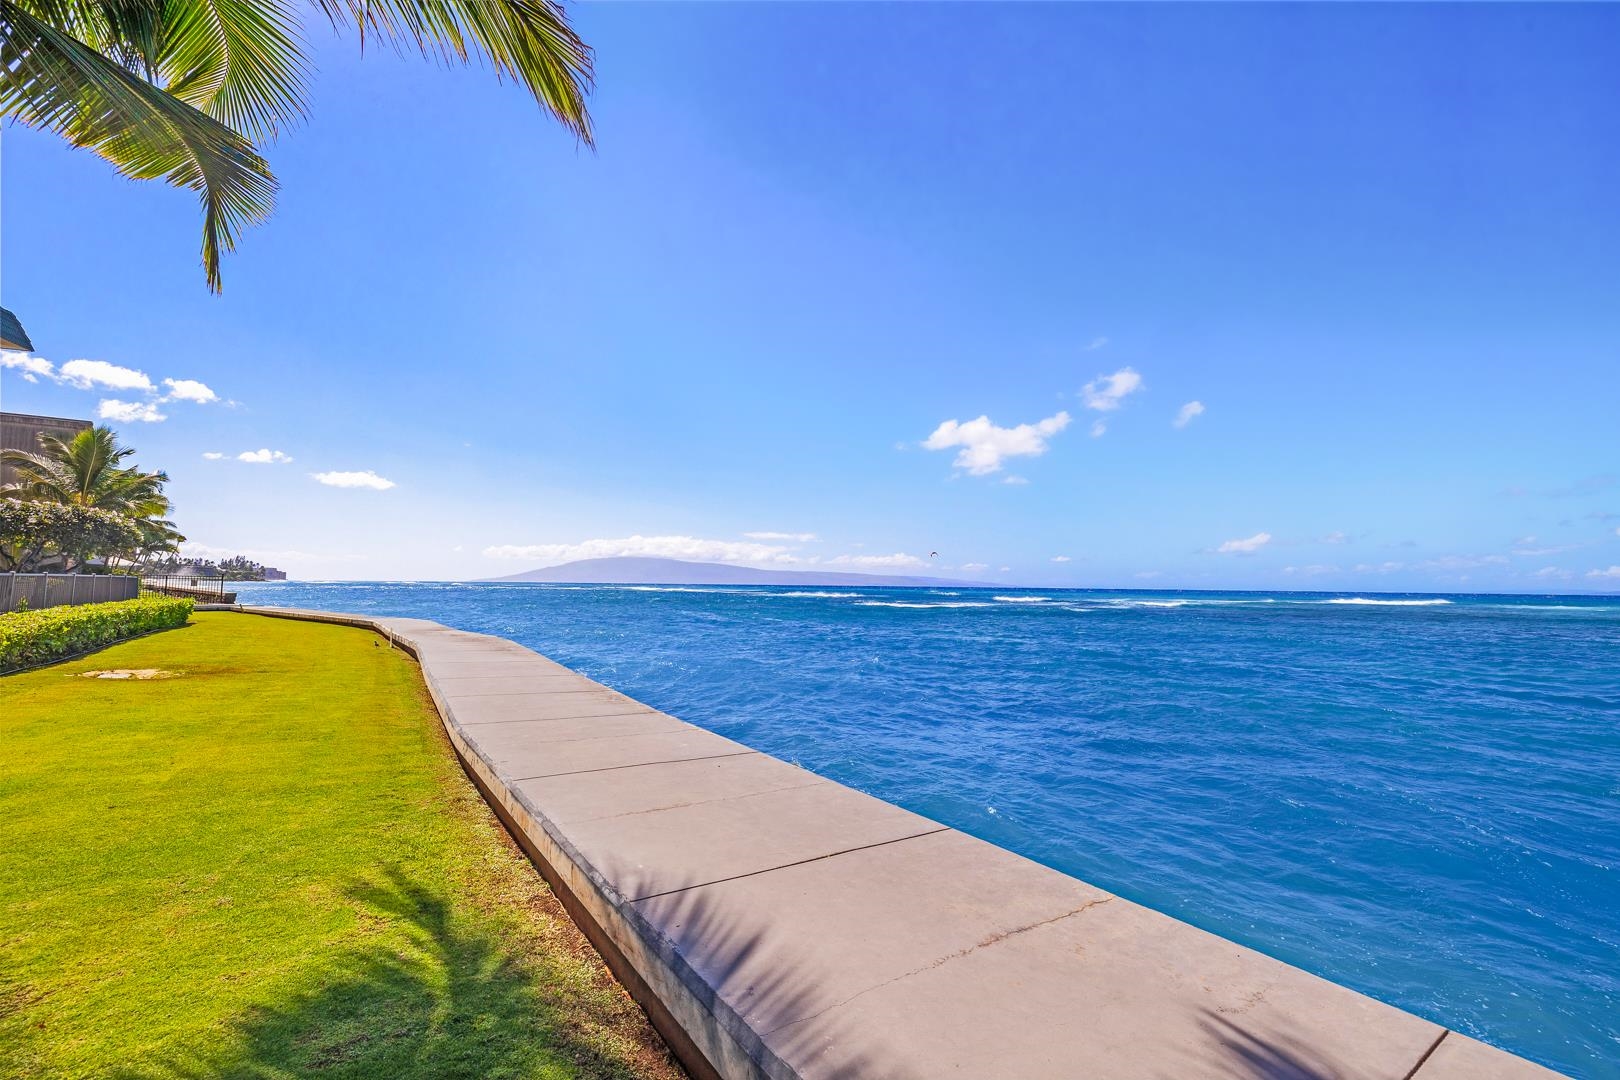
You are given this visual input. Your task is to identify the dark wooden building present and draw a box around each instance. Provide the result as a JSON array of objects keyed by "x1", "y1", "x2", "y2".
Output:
[{"x1": 1, "y1": 412, "x2": 94, "y2": 487}]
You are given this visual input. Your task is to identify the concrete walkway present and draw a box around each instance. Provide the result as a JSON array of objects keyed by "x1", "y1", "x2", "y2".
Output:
[{"x1": 243, "y1": 607, "x2": 1563, "y2": 1080}]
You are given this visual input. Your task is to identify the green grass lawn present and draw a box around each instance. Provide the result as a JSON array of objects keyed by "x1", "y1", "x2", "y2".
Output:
[{"x1": 0, "y1": 612, "x2": 682, "y2": 1080}]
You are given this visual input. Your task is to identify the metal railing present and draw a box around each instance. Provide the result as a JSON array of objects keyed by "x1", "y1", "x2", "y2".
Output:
[
  {"x1": 140, "y1": 575, "x2": 236, "y2": 603},
  {"x1": 0, "y1": 573, "x2": 140, "y2": 613}
]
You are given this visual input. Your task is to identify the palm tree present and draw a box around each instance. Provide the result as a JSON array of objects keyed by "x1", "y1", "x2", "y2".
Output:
[
  {"x1": 1, "y1": 425, "x2": 171, "y2": 515},
  {"x1": 111, "y1": 513, "x2": 186, "y2": 572},
  {"x1": 0, "y1": 0, "x2": 592, "y2": 292},
  {"x1": 1, "y1": 426, "x2": 177, "y2": 571}
]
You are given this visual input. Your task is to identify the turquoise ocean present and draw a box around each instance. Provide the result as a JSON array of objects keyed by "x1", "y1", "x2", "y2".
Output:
[{"x1": 233, "y1": 582, "x2": 1620, "y2": 1077}]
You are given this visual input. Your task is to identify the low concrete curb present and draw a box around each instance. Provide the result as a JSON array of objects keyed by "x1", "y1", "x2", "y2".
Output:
[{"x1": 237, "y1": 606, "x2": 1564, "y2": 1080}]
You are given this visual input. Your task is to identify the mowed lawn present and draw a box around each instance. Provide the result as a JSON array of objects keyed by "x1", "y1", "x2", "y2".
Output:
[{"x1": 0, "y1": 612, "x2": 681, "y2": 1080}]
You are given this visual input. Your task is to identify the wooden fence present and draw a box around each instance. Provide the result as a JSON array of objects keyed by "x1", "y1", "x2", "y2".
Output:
[{"x1": 0, "y1": 573, "x2": 140, "y2": 613}]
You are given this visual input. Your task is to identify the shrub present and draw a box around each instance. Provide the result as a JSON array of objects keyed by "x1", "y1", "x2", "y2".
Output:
[
  {"x1": 0, "y1": 595, "x2": 193, "y2": 672},
  {"x1": 0, "y1": 500, "x2": 143, "y2": 572}
]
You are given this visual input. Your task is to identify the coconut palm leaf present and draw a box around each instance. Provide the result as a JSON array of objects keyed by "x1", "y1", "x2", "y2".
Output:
[
  {"x1": 18, "y1": 0, "x2": 166, "y2": 75},
  {"x1": 3, "y1": 0, "x2": 590, "y2": 291},
  {"x1": 0, "y1": 0, "x2": 276, "y2": 291},
  {"x1": 313, "y1": 0, "x2": 592, "y2": 144},
  {"x1": 0, "y1": 426, "x2": 171, "y2": 517},
  {"x1": 156, "y1": 0, "x2": 309, "y2": 138}
]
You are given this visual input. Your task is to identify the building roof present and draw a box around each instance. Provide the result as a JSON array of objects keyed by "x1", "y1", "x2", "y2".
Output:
[{"x1": 0, "y1": 307, "x2": 34, "y2": 352}]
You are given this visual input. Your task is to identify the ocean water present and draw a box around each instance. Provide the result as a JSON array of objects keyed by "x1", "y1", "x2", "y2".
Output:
[{"x1": 233, "y1": 582, "x2": 1620, "y2": 1077}]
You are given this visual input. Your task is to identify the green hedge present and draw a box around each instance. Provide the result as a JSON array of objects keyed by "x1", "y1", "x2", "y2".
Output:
[{"x1": 0, "y1": 595, "x2": 194, "y2": 672}]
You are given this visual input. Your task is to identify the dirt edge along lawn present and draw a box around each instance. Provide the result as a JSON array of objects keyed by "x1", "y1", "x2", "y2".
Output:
[{"x1": 0, "y1": 610, "x2": 683, "y2": 1080}]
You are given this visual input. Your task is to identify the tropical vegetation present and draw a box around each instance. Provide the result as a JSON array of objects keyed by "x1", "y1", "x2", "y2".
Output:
[
  {"x1": 0, "y1": 425, "x2": 181, "y2": 571},
  {"x1": 0, "y1": 612, "x2": 680, "y2": 1078},
  {"x1": 0, "y1": 593, "x2": 191, "y2": 670},
  {"x1": 143, "y1": 553, "x2": 276, "y2": 580},
  {"x1": 0, "y1": 500, "x2": 141, "y2": 573},
  {"x1": 0, "y1": 0, "x2": 594, "y2": 292}
]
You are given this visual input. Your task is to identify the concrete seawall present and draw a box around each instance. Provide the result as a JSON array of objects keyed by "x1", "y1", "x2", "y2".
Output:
[{"x1": 240, "y1": 606, "x2": 1563, "y2": 1080}]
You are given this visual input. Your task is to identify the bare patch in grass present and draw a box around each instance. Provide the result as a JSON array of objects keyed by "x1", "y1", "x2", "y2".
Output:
[{"x1": 75, "y1": 669, "x2": 178, "y2": 680}]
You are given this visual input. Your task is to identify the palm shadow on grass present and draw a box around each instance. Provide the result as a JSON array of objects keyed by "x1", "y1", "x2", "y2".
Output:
[{"x1": 117, "y1": 867, "x2": 666, "y2": 1080}]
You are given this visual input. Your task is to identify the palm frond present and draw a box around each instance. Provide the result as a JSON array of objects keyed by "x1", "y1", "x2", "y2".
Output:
[
  {"x1": 13, "y1": 0, "x2": 166, "y2": 75},
  {"x1": 314, "y1": 0, "x2": 593, "y2": 144},
  {"x1": 0, "y1": 427, "x2": 170, "y2": 513},
  {"x1": 158, "y1": 0, "x2": 309, "y2": 139},
  {"x1": 91, "y1": 0, "x2": 164, "y2": 73},
  {"x1": 0, "y1": 0, "x2": 276, "y2": 291},
  {"x1": 0, "y1": 455, "x2": 80, "y2": 504}
]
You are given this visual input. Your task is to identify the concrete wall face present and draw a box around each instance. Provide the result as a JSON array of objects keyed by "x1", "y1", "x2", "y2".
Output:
[
  {"x1": 0, "y1": 573, "x2": 139, "y2": 612},
  {"x1": 243, "y1": 607, "x2": 1567, "y2": 1080}
]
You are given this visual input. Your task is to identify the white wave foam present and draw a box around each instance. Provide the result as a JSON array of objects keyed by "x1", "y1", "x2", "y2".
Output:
[
  {"x1": 1089, "y1": 598, "x2": 1191, "y2": 608},
  {"x1": 1325, "y1": 598, "x2": 1452, "y2": 606},
  {"x1": 855, "y1": 600, "x2": 994, "y2": 609},
  {"x1": 994, "y1": 595, "x2": 1049, "y2": 603},
  {"x1": 616, "y1": 585, "x2": 742, "y2": 594},
  {"x1": 1091, "y1": 597, "x2": 1285, "y2": 608},
  {"x1": 774, "y1": 591, "x2": 859, "y2": 599}
]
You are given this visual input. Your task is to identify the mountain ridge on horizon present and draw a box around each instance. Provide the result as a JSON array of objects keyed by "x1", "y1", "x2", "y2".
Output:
[{"x1": 483, "y1": 556, "x2": 996, "y2": 588}]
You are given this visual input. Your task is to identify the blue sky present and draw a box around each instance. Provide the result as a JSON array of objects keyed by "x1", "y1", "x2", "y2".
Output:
[{"x1": 3, "y1": 4, "x2": 1618, "y2": 588}]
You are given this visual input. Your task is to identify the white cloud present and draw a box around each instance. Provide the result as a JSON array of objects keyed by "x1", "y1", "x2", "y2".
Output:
[
  {"x1": 312, "y1": 470, "x2": 395, "y2": 490},
  {"x1": 1588, "y1": 566, "x2": 1620, "y2": 580},
  {"x1": 238, "y1": 448, "x2": 293, "y2": 464},
  {"x1": 923, "y1": 410, "x2": 1071, "y2": 476},
  {"x1": 1001, "y1": 475, "x2": 1029, "y2": 486},
  {"x1": 1083, "y1": 336, "x2": 1109, "y2": 351},
  {"x1": 744, "y1": 531, "x2": 817, "y2": 542},
  {"x1": 1, "y1": 351, "x2": 55, "y2": 382},
  {"x1": 1051, "y1": 555, "x2": 1072, "y2": 563},
  {"x1": 163, "y1": 378, "x2": 218, "y2": 404},
  {"x1": 1134, "y1": 570, "x2": 1164, "y2": 580},
  {"x1": 483, "y1": 534, "x2": 797, "y2": 566},
  {"x1": 999, "y1": 566, "x2": 1011, "y2": 572},
  {"x1": 1321, "y1": 530, "x2": 1348, "y2": 545},
  {"x1": 1353, "y1": 561, "x2": 1405, "y2": 574},
  {"x1": 826, "y1": 552, "x2": 927, "y2": 570},
  {"x1": 1417, "y1": 554, "x2": 1509, "y2": 571},
  {"x1": 1615, "y1": 527, "x2": 1620, "y2": 538},
  {"x1": 961, "y1": 562, "x2": 989, "y2": 572},
  {"x1": 1282, "y1": 564, "x2": 1340, "y2": 576},
  {"x1": 1534, "y1": 567, "x2": 1573, "y2": 581},
  {"x1": 1513, "y1": 542, "x2": 1579, "y2": 556},
  {"x1": 1217, "y1": 531, "x2": 1272, "y2": 555},
  {"x1": 98, "y1": 399, "x2": 166, "y2": 423},
  {"x1": 202, "y1": 452, "x2": 224, "y2": 460},
  {"x1": 1081, "y1": 367, "x2": 1143, "y2": 412},
  {"x1": 61, "y1": 359, "x2": 154, "y2": 392},
  {"x1": 1089, "y1": 420, "x2": 1107, "y2": 438},
  {"x1": 9, "y1": 353, "x2": 229, "y2": 408},
  {"x1": 1173, "y1": 400, "x2": 1205, "y2": 428}
]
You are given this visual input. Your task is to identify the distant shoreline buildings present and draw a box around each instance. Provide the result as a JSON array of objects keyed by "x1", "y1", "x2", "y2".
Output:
[{"x1": 153, "y1": 560, "x2": 287, "y2": 582}]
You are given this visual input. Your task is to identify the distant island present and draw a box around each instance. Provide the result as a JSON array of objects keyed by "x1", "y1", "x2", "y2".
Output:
[{"x1": 484, "y1": 557, "x2": 994, "y2": 588}]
